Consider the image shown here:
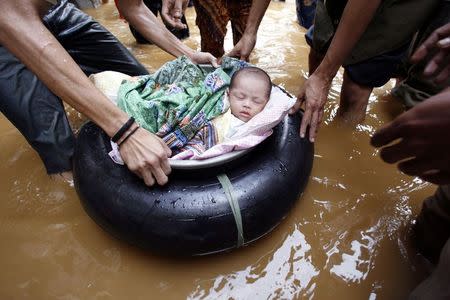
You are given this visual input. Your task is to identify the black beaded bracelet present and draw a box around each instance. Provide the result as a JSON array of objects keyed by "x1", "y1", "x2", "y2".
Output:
[
  {"x1": 118, "y1": 125, "x2": 140, "y2": 147},
  {"x1": 112, "y1": 117, "x2": 135, "y2": 143}
]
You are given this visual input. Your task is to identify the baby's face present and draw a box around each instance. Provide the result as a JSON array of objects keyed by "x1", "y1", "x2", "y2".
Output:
[{"x1": 228, "y1": 76, "x2": 270, "y2": 122}]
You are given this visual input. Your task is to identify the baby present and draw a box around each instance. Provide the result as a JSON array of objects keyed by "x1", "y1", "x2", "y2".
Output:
[
  {"x1": 90, "y1": 64, "x2": 274, "y2": 159},
  {"x1": 213, "y1": 66, "x2": 272, "y2": 143}
]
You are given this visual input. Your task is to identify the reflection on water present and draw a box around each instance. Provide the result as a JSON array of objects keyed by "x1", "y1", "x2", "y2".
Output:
[
  {"x1": 189, "y1": 226, "x2": 318, "y2": 299},
  {"x1": 0, "y1": 1, "x2": 436, "y2": 299}
]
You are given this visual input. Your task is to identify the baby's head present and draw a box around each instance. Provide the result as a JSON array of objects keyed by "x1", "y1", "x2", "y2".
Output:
[{"x1": 227, "y1": 66, "x2": 272, "y2": 122}]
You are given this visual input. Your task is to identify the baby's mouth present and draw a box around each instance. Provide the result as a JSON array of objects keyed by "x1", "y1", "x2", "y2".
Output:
[{"x1": 240, "y1": 111, "x2": 250, "y2": 118}]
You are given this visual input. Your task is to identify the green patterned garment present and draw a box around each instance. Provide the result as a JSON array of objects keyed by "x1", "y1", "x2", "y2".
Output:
[{"x1": 117, "y1": 56, "x2": 248, "y2": 149}]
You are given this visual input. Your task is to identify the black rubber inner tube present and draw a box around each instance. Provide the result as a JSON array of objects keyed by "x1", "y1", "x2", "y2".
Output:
[{"x1": 73, "y1": 111, "x2": 314, "y2": 256}]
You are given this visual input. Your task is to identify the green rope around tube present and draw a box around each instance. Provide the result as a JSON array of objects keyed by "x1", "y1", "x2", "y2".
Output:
[{"x1": 217, "y1": 174, "x2": 244, "y2": 247}]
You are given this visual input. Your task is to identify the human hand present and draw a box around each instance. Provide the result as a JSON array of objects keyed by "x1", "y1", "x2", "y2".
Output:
[
  {"x1": 289, "y1": 73, "x2": 332, "y2": 142},
  {"x1": 119, "y1": 127, "x2": 172, "y2": 186},
  {"x1": 371, "y1": 90, "x2": 450, "y2": 185},
  {"x1": 226, "y1": 33, "x2": 256, "y2": 61},
  {"x1": 411, "y1": 23, "x2": 450, "y2": 84},
  {"x1": 161, "y1": 0, "x2": 188, "y2": 30},
  {"x1": 190, "y1": 51, "x2": 219, "y2": 68}
]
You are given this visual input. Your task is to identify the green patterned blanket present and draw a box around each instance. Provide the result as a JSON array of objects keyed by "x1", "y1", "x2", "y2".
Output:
[{"x1": 117, "y1": 56, "x2": 248, "y2": 149}]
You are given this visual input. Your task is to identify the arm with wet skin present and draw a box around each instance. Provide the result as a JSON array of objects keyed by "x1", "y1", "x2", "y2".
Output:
[
  {"x1": 0, "y1": 0, "x2": 171, "y2": 186},
  {"x1": 371, "y1": 24, "x2": 450, "y2": 185},
  {"x1": 290, "y1": 0, "x2": 382, "y2": 142},
  {"x1": 371, "y1": 90, "x2": 450, "y2": 185},
  {"x1": 226, "y1": 0, "x2": 271, "y2": 61},
  {"x1": 117, "y1": 0, "x2": 218, "y2": 66}
]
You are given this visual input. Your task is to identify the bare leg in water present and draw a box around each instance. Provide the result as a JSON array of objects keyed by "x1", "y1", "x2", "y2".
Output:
[
  {"x1": 338, "y1": 72, "x2": 373, "y2": 124},
  {"x1": 309, "y1": 48, "x2": 373, "y2": 124},
  {"x1": 308, "y1": 48, "x2": 323, "y2": 75}
]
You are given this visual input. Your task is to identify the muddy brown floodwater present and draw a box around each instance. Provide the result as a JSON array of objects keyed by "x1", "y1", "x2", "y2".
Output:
[{"x1": 0, "y1": 1, "x2": 436, "y2": 299}]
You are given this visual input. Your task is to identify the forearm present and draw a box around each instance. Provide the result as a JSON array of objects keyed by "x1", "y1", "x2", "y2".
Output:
[
  {"x1": 244, "y1": 0, "x2": 271, "y2": 35},
  {"x1": 117, "y1": 0, "x2": 194, "y2": 58},
  {"x1": 0, "y1": 11, "x2": 128, "y2": 137},
  {"x1": 315, "y1": 0, "x2": 382, "y2": 80}
]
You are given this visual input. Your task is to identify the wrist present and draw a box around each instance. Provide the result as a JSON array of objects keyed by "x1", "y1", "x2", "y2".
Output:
[
  {"x1": 313, "y1": 66, "x2": 337, "y2": 85},
  {"x1": 117, "y1": 122, "x2": 140, "y2": 147},
  {"x1": 313, "y1": 55, "x2": 341, "y2": 82},
  {"x1": 111, "y1": 117, "x2": 136, "y2": 143},
  {"x1": 243, "y1": 27, "x2": 257, "y2": 38},
  {"x1": 184, "y1": 48, "x2": 196, "y2": 60}
]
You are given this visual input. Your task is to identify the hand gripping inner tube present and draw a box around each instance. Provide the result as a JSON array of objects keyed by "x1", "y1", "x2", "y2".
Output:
[{"x1": 73, "y1": 108, "x2": 314, "y2": 256}]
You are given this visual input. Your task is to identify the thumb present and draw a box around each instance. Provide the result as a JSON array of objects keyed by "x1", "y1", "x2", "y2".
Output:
[
  {"x1": 209, "y1": 55, "x2": 219, "y2": 68},
  {"x1": 172, "y1": 0, "x2": 183, "y2": 18},
  {"x1": 289, "y1": 100, "x2": 302, "y2": 115},
  {"x1": 226, "y1": 47, "x2": 239, "y2": 59},
  {"x1": 289, "y1": 87, "x2": 306, "y2": 114}
]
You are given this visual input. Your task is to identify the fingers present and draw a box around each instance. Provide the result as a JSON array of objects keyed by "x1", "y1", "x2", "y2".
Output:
[
  {"x1": 161, "y1": 0, "x2": 187, "y2": 29},
  {"x1": 411, "y1": 23, "x2": 450, "y2": 63},
  {"x1": 226, "y1": 48, "x2": 239, "y2": 59},
  {"x1": 424, "y1": 50, "x2": 447, "y2": 76},
  {"x1": 170, "y1": 0, "x2": 186, "y2": 29},
  {"x1": 130, "y1": 159, "x2": 168, "y2": 187},
  {"x1": 240, "y1": 54, "x2": 249, "y2": 62},
  {"x1": 292, "y1": 88, "x2": 310, "y2": 139},
  {"x1": 411, "y1": 42, "x2": 436, "y2": 64},
  {"x1": 156, "y1": 139, "x2": 172, "y2": 175},
  {"x1": 135, "y1": 154, "x2": 171, "y2": 186},
  {"x1": 420, "y1": 171, "x2": 450, "y2": 185},
  {"x1": 398, "y1": 156, "x2": 441, "y2": 177},
  {"x1": 209, "y1": 55, "x2": 219, "y2": 68},
  {"x1": 299, "y1": 102, "x2": 312, "y2": 139},
  {"x1": 435, "y1": 66, "x2": 450, "y2": 84},
  {"x1": 226, "y1": 47, "x2": 250, "y2": 61},
  {"x1": 120, "y1": 129, "x2": 173, "y2": 187},
  {"x1": 141, "y1": 169, "x2": 156, "y2": 186},
  {"x1": 308, "y1": 110, "x2": 321, "y2": 143},
  {"x1": 161, "y1": 1, "x2": 175, "y2": 26},
  {"x1": 190, "y1": 52, "x2": 219, "y2": 67},
  {"x1": 371, "y1": 120, "x2": 402, "y2": 148},
  {"x1": 161, "y1": 157, "x2": 171, "y2": 176},
  {"x1": 379, "y1": 139, "x2": 416, "y2": 164},
  {"x1": 289, "y1": 87, "x2": 306, "y2": 114},
  {"x1": 437, "y1": 37, "x2": 450, "y2": 49},
  {"x1": 157, "y1": 137, "x2": 172, "y2": 157},
  {"x1": 289, "y1": 99, "x2": 302, "y2": 114},
  {"x1": 172, "y1": 0, "x2": 183, "y2": 18},
  {"x1": 151, "y1": 164, "x2": 169, "y2": 186},
  {"x1": 166, "y1": 17, "x2": 187, "y2": 30}
]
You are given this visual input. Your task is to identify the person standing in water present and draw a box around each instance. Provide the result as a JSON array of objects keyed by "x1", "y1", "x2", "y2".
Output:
[
  {"x1": 192, "y1": 0, "x2": 271, "y2": 61},
  {"x1": 0, "y1": 0, "x2": 218, "y2": 187},
  {"x1": 289, "y1": 0, "x2": 440, "y2": 142},
  {"x1": 371, "y1": 21, "x2": 450, "y2": 298}
]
